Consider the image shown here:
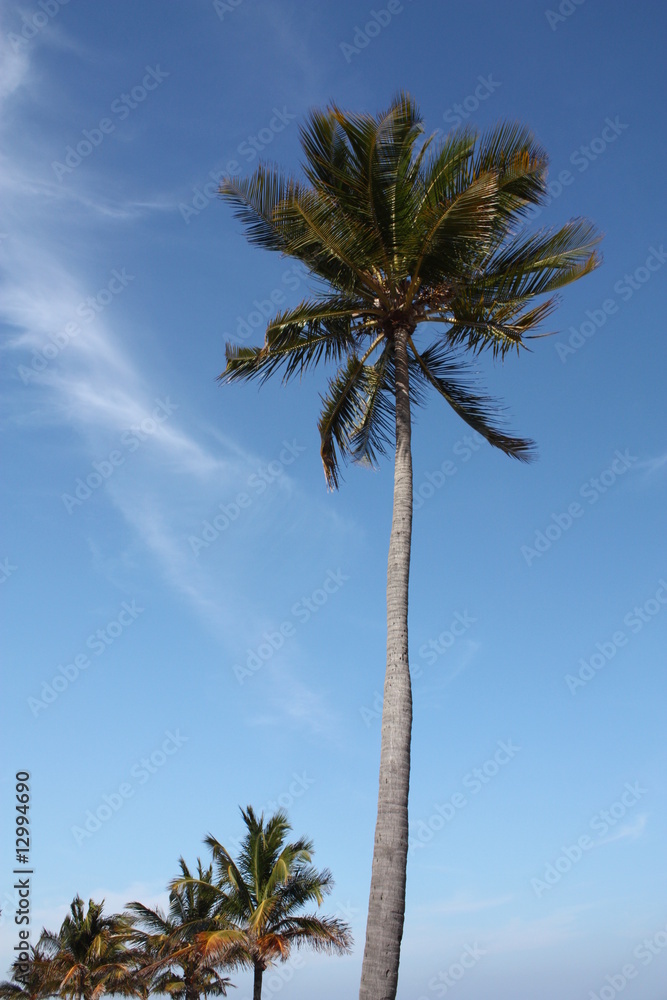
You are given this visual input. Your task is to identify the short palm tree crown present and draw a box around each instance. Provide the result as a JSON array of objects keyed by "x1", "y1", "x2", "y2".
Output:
[
  {"x1": 38, "y1": 896, "x2": 135, "y2": 1000},
  {"x1": 174, "y1": 807, "x2": 351, "y2": 972}
]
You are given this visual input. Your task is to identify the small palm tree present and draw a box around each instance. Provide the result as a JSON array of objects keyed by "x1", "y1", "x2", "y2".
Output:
[
  {"x1": 0, "y1": 946, "x2": 57, "y2": 1000},
  {"x1": 217, "y1": 93, "x2": 601, "y2": 999},
  {"x1": 175, "y1": 808, "x2": 352, "y2": 1000},
  {"x1": 126, "y1": 859, "x2": 233, "y2": 1000},
  {"x1": 38, "y1": 896, "x2": 138, "y2": 1000}
]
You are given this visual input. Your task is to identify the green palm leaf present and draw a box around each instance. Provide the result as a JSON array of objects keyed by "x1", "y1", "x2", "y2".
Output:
[{"x1": 408, "y1": 337, "x2": 535, "y2": 460}]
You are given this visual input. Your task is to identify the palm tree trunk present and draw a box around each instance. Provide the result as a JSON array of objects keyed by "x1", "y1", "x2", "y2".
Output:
[
  {"x1": 252, "y1": 964, "x2": 263, "y2": 1000},
  {"x1": 359, "y1": 324, "x2": 414, "y2": 1000}
]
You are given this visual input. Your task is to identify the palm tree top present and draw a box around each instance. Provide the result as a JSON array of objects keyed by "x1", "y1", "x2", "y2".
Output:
[
  {"x1": 202, "y1": 806, "x2": 328, "y2": 927},
  {"x1": 172, "y1": 807, "x2": 351, "y2": 975},
  {"x1": 218, "y1": 91, "x2": 601, "y2": 487},
  {"x1": 38, "y1": 896, "x2": 138, "y2": 1000},
  {"x1": 125, "y1": 865, "x2": 234, "y2": 998},
  {"x1": 0, "y1": 946, "x2": 56, "y2": 1000},
  {"x1": 127, "y1": 858, "x2": 223, "y2": 942},
  {"x1": 39, "y1": 895, "x2": 132, "y2": 960}
]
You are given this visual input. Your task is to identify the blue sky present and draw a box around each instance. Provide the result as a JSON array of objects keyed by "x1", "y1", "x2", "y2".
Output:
[{"x1": 1, "y1": 0, "x2": 666, "y2": 997}]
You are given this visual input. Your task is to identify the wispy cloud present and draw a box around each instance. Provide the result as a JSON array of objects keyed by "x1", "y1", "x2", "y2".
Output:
[
  {"x1": 598, "y1": 813, "x2": 648, "y2": 845},
  {"x1": 484, "y1": 903, "x2": 596, "y2": 954},
  {"x1": 0, "y1": 21, "x2": 29, "y2": 107},
  {"x1": 427, "y1": 892, "x2": 514, "y2": 917},
  {"x1": 638, "y1": 452, "x2": 667, "y2": 475},
  {"x1": 417, "y1": 639, "x2": 482, "y2": 693},
  {"x1": 0, "y1": 34, "x2": 336, "y2": 643},
  {"x1": 246, "y1": 667, "x2": 341, "y2": 741},
  {"x1": 404, "y1": 900, "x2": 596, "y2": 964}
]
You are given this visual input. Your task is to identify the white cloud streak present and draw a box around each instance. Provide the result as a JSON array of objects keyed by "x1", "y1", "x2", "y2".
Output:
[{"x1": 0, "y1": 30, "x2": 302, "y2": 640}]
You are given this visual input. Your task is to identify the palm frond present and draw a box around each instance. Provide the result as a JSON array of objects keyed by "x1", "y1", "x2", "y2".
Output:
[
  {"x1": 411, "y1": 170, "x2": 499, "y2": 286},
  {"x1": 346, "y1": 346, "x2": 395, "y2": 469},
  {"x1": 318, "y1": 351, "x2": 388, "y2": 489},
  {"x1": 408, "y1": 338, "x2": 536, "y2": 461},
  {"x1": 219, "y1": 165, "x2": 294, "y2": 253},
  {"x1": 219, "y1": 296, "x2": 370, "y2": 385},
  {"x1": 474, "y1": 121, "x2": 548, "y2": 202},
  {"x1": 481, "y1": 218, "x2": 602, "y2": 295},
  {"x1": 273, "y1": 914, "x2": 352, "y2": 953}
]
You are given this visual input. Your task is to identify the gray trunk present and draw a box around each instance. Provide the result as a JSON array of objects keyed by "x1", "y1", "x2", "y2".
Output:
[
  {"x1": 252, "y1": 964, "x2": 263, "y2": 1000},
  {"x1": 359, "y1": 324, "x2": 413, "y2": 1000}
]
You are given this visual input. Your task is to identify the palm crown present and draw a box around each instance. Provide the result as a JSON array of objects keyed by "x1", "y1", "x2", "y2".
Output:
[
  {"x1": 220, "y1": 92, "x2": 601, "y2": 487},
  {"x1": 38, "y1": 897, "x2": 136, "y2": 1000},
  {"x1": 0, "y1": 947, "x2": 58, "y2": 1000},
  {"x1": 126, "y1": 859, "x2": 232, "y2": 1000},
  {"x1": 174, "y1": 808, "x2": 351, "y2": 997}
]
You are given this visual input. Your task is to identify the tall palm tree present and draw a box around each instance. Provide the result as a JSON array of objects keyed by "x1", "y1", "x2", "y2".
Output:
[
  {"x1": 125, "y1": 859, "x2": 233, "y2": 1000},
  {"x1": 0, "y1": 946, "x2": 58, "y2": 1000},
  {"x1": 216, "y1": 93, "x2": 601, "y2": 1000},
  {"x1": 38, "y1": 896, "x2": 138, "y2": 1000},
  {"x1": 175, "y1": 807, "x2": 351, "y2": 1000}
]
